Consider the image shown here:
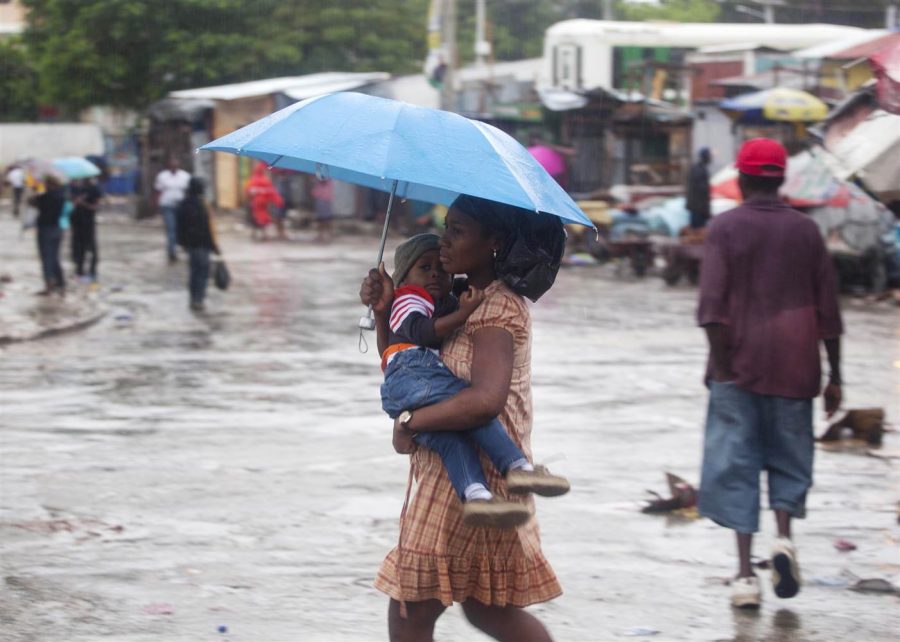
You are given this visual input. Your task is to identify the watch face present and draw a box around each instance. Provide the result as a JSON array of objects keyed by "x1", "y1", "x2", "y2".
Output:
[{"x1": 399, "y1": 410, "x2": 412, "y2": 425}]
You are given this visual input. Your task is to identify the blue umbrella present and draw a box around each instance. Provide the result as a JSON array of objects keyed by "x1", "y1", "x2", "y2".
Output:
[
  {"x1": 53, "y1": 157, "x2": 102, "y2": 180},
  {"x1": 200, "y1": 92, "x2": 592, "y2": 328}
]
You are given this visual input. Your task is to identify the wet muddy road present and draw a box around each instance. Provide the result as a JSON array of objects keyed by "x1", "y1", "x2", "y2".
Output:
[{"x1": 1, "y1": 216, "x2": 897, "y2": 641}]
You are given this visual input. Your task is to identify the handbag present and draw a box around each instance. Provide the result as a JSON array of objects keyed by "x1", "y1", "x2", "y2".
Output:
[{"x1": 212, "y1": 259, "x2": 231, "y2": 290}]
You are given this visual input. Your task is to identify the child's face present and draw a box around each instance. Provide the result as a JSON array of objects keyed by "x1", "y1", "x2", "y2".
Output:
[{"x1": 401, "y1": 249, "x2": 451, "y2": 300}]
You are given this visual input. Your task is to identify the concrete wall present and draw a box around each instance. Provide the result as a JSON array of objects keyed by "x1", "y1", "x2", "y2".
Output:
[
  {"x1": 691, "y1": 105, "x2": 735, "y2": 173},
  {"x1": 0, "y1": 124, "x2": 105, "y2": 167}
]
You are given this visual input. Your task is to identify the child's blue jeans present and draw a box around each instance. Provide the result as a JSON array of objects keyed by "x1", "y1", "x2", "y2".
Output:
[{"x1": 381, "y1": 348, "x2": 526, "y2": 500}]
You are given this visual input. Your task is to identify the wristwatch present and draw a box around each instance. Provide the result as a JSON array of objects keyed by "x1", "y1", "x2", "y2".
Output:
[{"x1": 398, "y1": 410, "x2": 413, "y2": 429}]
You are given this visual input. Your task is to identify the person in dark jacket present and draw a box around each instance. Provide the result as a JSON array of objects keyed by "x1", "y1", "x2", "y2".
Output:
[
  {"x1": 70, "y1": 177, "x2": 103, "y2": 281},
  {"x1": 176, "y1": 177, "x2": 220, "y2": 310},
  {"x1": 686, "y1": 147, "x2": 712, "y2": 229},
  {"x1": 28, "y1": 174, "x2": 67, "y2": 296}
]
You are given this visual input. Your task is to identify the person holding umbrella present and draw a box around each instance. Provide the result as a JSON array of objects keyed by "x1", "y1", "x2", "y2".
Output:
[
  {"x1": 361, "y1": 195, "x2": 566, "y2": 642},
  {"x1": 28, "y1": 174, "x2": 67, "y2": 296},
  {"x1": 70, "y1": 177, "x2": 103, "y2": 282},
  {"x1": 200, "y1": 91, "x2": 592, "y2": 642}
]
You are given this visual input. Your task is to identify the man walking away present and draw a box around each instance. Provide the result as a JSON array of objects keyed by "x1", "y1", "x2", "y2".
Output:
[
  {"x1": 696, "y1": 138, "x2": 843, "y2": 609},
  {"x1": 6, "y1": 164, "x2": 26, "y2": 218},
  {"x1": 70, "y1": 177, "x2": 102, "y2": 282},
  {"x1": 154, "y1": 156, "x2": 191, "y2": 263},
  {"x1": 686, "y1": 147, "x2": 712, "y2": 229}
]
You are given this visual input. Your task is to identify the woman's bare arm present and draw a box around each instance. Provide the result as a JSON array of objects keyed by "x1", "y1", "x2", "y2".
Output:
[{"x1": 401, "y1": 327, "x2": 513, "y2": 433}]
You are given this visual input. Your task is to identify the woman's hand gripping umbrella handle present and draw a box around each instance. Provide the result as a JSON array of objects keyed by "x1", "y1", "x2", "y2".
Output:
[
  {"x1": 359, "y1": 180, "x2": 399, "y2": 330},
  {"x1": 357, "y1": 263, "x2": 394, "y2": 354}
]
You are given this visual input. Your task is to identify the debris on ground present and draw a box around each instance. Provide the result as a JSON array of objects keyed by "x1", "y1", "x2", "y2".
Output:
[
  {"x1": 849, "y1": 578, "x2": 900, "y2": 595},
  {"x1": 834, "y1": 538, "x2": 858, "y2": 552},
  {"x1": 809, "y1": 576, "x2": 851, "y2": 588},
  {"x1": 641, "y1": 472, "x2": 697, "y2": 514},
  {"x1": 623, "y1": 626, "x2": 660, "y2": 637},
  {"x1": 818, "y1": 408, "x2": 887, "y2": 446}
]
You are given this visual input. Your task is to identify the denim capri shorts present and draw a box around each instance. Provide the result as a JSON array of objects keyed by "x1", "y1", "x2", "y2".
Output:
[{"x1": 699, "y1": 381, "x2": 814, "y2": 534}]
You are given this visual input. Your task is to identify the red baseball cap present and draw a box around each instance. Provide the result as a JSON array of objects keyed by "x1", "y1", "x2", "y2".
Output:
[{"x1": 736, "y1": 138, "x2": 787, "y2": 177}]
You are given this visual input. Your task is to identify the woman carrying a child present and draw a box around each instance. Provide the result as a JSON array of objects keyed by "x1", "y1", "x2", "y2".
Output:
[{"x1": 359, "y1": 194, "x2": 567, "y2": 642}]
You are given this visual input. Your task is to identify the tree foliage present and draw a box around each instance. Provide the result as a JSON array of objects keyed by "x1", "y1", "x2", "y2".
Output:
[
  {"x1": 617, "y1": 0, "x2": 721, "y2": 23},
  {"x1": 718, "y1": 0, "x2": 891, "y2": 27},
  {"x1": 15, "y1": 0, "x2": 894, "y2": 118},
  {"x1": 21, "y1": 0, "x2": 429, "y2": 115},
  {"x1": 0, "y1": 37, "x2": 39, "y2": 121}
]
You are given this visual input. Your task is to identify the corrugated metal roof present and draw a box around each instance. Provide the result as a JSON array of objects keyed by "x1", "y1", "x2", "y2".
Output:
[
  {"x1": 710, "y1": 69, "x2": 806, "y2": 90},
  {"x1": 829, "y1": 32, "x2": 900, "y2": 61},
  {"x1": 282, "y1": 73, "x2": 390, "y2": 100},
  {"x1": 456, "y1": 58, "x2": 542, "y2": 83},
  {"x1": 170, "y1": 72, "x2": 389, "y2": 101},
  {"x1": 546, "y1": 19, "x2": 867, "y2": 50},
  {"x1": 794, "y1": 30, "x2": 888, "y2": 59}
]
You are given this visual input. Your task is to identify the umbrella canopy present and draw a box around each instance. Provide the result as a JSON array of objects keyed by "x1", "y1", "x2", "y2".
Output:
[
  {"x1": 16, "y1": 158, "x2": 69, "y2": 189},
  {"x1": 53, "y1": 156, "x2": 101, "y2": 180},
  {"x1": 527, "y1": 144, "x2": 566, "y2": 178},
  {"x1": 720, "y1": 88, "x2": 829, "y2": 123},
  {"x1": 201, "y1": 92, "x2": 591, "y2": 228},
  {"x1": 18, "y1": 158, "x2": 67, "y2": 184}
]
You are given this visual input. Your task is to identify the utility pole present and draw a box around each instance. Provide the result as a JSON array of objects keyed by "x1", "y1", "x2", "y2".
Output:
[
  {"x1": 474, "y1": 0, "x2": 490, "y2": 68},
  {"x1": 440, "y1": 0, "x2": 457, "y2": 112},
  {"x1": 602, "y1": 0, "x2": 614, "y2": 21},
  {"x1": 736, "y1": 0, "x2": 783, "y2": 23},
  {"x1": 888, "y1": 4, "x2": 899, "y2": 29}
]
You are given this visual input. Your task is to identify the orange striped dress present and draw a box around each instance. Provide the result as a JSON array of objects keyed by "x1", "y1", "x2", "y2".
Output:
[{"x1": 374, "y1": 280, "x2": 562, "y2": 607}]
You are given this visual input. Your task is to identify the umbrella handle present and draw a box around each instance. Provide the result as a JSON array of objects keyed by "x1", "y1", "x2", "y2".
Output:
[
  {"x1": 358, "y1": 179, "x2": 399, "y2": 331},
  {"x1": 359, "y1": 305, "x2": 377, "y2": 330}
]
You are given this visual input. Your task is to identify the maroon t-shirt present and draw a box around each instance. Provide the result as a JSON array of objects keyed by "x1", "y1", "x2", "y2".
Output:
[{"x1": 697, "y1": 197, "x2": 843, "y2": 399}]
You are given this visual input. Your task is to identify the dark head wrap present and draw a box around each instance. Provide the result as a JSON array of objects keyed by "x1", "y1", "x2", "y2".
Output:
[
  {"x1": 452, "y1": 195, "x2": 565, "y2": 302},
  {"x1": 187, "y1": 176, "x2": 206, "y2": 197}
]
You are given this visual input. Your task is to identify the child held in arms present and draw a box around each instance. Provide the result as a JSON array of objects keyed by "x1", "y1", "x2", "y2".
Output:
[{"x1": 379, "y1": 233, "x2": 569, "y2": 529}]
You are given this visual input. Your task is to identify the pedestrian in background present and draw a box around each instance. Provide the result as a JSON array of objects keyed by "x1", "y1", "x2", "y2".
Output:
[
  {"x1": 696, "y1": 138, "x2": 843, "y2": 609},
  {"x1": 5, "y1": 164, "x2": 26, "y2": 218},
  {"x1": 272, "y1": 171, "x2": 293, "y2": 240},
  {"x1": 28, "y1": 174, "x2": 67, "y2": 296},
  {"x1": 176, "y1": 177, "x2": 220, "y2": 311},
  {"x1": 686, "y1": 147, "x2": 712, "y2": 229},
  {"x1": 154, "y1": 156, "x2": 191, "y2": 263},
  {"x1": 70, "y1": 177, "x2": 102, "y2": 282},
  {"x1": 245, "y1": 163, "x2": 284, "y2": 241},
  {"x1": 312, "y1": 177, "x2": 334, "y2": 243}
]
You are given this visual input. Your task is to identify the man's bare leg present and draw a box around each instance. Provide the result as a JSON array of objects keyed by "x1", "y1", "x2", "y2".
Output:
[{"x1": 737, "y1": 531, "x2": 754, "y2": 578}]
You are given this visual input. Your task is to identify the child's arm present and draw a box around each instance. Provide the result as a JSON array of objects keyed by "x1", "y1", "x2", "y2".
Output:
[
  {"x1": 432, "y1": 287, "x2": 484, "y2": 339},
  {"x1": 375, "y1": 307, "x2": 390, "y2": 356}
]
